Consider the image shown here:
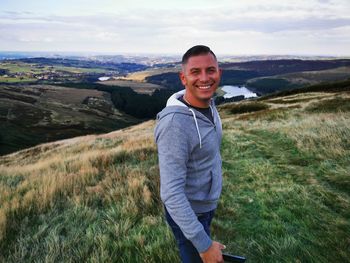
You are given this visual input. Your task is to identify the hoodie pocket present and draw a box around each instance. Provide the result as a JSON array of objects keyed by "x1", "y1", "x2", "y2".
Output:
[{"x1": 208, "y1": 170, "x2": 222, "y2": 201}]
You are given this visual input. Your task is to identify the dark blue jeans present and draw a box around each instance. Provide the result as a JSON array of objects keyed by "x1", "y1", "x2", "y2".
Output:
[{"x1": 165, "y1": 207, "x2": 215, "y2": 263}]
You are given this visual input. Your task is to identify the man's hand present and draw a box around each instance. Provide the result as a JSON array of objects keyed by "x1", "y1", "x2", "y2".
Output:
[{"x1": 200, "y1": 241, "x2": 225, "y2": 263}]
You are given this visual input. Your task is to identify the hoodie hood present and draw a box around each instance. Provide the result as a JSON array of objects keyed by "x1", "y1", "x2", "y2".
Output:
[
  {"x1": 159, "y1": 89, "x2": 216, "y2": 119},
  {"x1": 157, "y1": 89, "x2": 219, "y2": 148},
  {"x1": 165, "y1": 89, "x2": 216, "y2": 109},
  {"x1": 166, "y1": 89, "x2": 187, "y2": 107}
]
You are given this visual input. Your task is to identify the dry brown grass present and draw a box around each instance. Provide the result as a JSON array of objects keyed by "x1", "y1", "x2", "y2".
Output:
[
  {"x1": 282, "y1": 113, "x2": 350, "y2": 159},
  {"x1": 0, "y1": 120, "x2": 157, "y2": 243}
]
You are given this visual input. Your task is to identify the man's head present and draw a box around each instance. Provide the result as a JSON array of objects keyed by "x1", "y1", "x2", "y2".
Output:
[
  {"x1": 181, "y1": 45, "x2": 217, "y2": 66},
  {"x1": 180, "y1": 45, "x2": 221, "y2": 108}
]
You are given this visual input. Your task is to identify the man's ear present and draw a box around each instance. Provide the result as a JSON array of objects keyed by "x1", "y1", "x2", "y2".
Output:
[{"x1": 179, "y1": 71, "x2": 187, "y2": 86}]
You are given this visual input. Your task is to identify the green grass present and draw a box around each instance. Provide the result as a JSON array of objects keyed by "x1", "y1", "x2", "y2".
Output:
[
  {"x1": 216, "y1": 127, "x2": 349, "y2": 262},
  {"x1": 4, "y1": 203, "x2": 177, "y2": 263},
  {"x1": 0, "y1": 91, "x2": 350, "y2": 262}
]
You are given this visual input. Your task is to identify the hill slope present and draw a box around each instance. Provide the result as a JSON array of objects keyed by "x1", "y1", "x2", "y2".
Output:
[
  {"x1": 0, "y1": 84, "x2": 139, "y2": 155},
  {"x1": 0, "y1": 88, "x2": 349, "y2": 262}
]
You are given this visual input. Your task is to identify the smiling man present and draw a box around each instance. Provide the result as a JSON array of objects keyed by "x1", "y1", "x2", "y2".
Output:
[{"x1": 155, "y1": 45, "x2": 225, "y2": 263}]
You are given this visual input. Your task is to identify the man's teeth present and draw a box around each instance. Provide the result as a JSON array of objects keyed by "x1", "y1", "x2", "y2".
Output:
[{"x1": 198, "y1": 85, "x2": 211, "y2": 90}]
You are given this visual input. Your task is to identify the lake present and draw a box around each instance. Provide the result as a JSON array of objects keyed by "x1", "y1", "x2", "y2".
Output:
[
  {"x1": 221, "y1": 85, "x2": 257, "y2": 99},
  {"x1": 98, "y1": 76, "x2": 111, "y2": 81}
]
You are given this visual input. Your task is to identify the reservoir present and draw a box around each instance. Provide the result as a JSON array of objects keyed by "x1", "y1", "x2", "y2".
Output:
[
  {"x1": 221, "y1": 85, "x2": 257, "y2": 99},
  {"x1": 98, "y1": 76, "x2": 111, "y2": 81}
]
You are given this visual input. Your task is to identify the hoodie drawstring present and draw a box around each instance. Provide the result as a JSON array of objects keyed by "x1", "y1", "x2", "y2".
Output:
[
  {"x1": 209, "y1": 105, "x2": 214, "y2": 120},
  {"x1": 188, "y1": 108, "x2": 202, "y2": 149}
]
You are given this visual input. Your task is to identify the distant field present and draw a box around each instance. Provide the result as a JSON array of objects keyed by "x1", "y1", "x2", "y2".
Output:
[
  {"x1": 122, "y1": 67, "x2": 179, "y2": 82},
  {"x1": 0, "y1": 61, "x2": 109, "y2": 75},
  {"x1": 0, "y1": 87, "x2": 349, "y2": 262},
  {"x1": 0, "y1": 76, "x2": 37, "y2": 83},
  {"x1": 0, "y1": 62, "x2": 38, "y2": 73},
  {"x1": 51, "y1": 65, "x2": 108, "y2": 74}
]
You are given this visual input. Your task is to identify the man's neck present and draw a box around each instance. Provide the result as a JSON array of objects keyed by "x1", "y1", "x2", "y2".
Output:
[{"x1": 183, "y1": 93, "x2": 210, "y2": 108}]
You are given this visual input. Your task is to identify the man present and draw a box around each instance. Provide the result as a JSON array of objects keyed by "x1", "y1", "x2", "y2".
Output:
[{"x1": 154, "y1": 45, "x2": 225, "y2": 263}]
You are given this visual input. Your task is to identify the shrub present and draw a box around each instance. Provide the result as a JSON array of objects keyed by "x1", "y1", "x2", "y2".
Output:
[{"x1": 226, "y1": 102, "x2": 270, "y2": 114}]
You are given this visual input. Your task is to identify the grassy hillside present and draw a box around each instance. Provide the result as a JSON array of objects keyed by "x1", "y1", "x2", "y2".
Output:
[
  {"x1": 0, "y1": 89, "x2": 349, "y2": 262},
  {"x1": 247, "y1": 67, "x2": 350, "y2": 94},
  {"x1": 221, "y1": 59, "x2": 350, "y2": 76},
  {"x1": 0, "y1": 84, "x2": 139, "y2": 155}
]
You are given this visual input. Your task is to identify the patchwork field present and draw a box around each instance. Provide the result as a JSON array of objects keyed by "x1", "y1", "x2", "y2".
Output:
[{"x1": 0, "y1": 61, "x2": 108, "y2": 75}]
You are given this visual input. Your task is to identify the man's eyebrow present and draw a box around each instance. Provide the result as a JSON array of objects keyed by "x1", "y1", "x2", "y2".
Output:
[{"x1": 189, "y1": 66, "x2": 217, "y2": 71}]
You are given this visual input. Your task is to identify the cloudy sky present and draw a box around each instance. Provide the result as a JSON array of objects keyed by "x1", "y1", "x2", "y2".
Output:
[{"x1": 1, "y1": 0, "x2": 350, "y2": 55}]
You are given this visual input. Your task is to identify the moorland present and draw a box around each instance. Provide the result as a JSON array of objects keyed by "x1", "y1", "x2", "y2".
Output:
[
  {"x1": 0, "y1": 79, "x2": 349, "y2": 262},
  {"x1": 1, "y1": 55, "x2": 349, "y2": 157}
]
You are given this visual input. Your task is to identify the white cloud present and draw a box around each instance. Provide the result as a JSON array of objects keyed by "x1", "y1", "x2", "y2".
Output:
[{"x1": 0, "y1": 0, "x2": 349, "y2": 55}]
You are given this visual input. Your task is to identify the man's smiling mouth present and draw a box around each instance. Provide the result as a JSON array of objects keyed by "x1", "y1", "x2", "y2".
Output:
[{"x1": 196, "y1": 84, "x2": 213, "y2": 90}]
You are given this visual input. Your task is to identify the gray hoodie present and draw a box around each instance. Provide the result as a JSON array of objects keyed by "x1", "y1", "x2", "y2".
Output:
[{"x1": 154, "y1": 89, "x2": 223, "y2": 253}]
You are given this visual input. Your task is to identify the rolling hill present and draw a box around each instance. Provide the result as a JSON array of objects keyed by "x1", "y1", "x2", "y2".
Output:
[
  {"x1": 0, "y1": 84, "x2": 139, "y2": 155},
  {"x1": 0, "y1": 81, "x2": 349, "y2": 262}
]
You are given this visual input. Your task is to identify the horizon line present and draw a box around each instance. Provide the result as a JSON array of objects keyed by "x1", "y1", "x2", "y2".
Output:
[{"x1": 1, "y1": 50, "x2": 350, "y2": 58}]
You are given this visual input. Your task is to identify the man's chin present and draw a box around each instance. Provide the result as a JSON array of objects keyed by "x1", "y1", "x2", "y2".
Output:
[
  {"x1": 198, "y1": 92, "x2": 215, "y2": 101},
  {"x1": 198, "y1": 96, "x2": 213, "y2": 103}
]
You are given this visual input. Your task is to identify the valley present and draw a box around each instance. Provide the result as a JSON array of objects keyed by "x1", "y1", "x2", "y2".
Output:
[
  {"x1": 0, "y1": 84, "x2": 139, "y2": 155},
  {"x1": 1, "y1": 54, "x2": 350, "y2": 156}
]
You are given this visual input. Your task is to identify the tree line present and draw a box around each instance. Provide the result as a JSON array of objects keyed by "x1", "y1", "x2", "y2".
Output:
[{"x1": 59, "y1": 83, "x2": 177, "y2": 119}]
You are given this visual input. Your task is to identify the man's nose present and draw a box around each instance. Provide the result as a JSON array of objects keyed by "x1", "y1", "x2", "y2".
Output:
[{"x1": 199, "y1": 71, "x2": 209, "y2": 82}]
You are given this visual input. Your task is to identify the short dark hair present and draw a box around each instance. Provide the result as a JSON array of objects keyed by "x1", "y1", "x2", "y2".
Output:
[{"x1": 182, "y1": 45, "x2": 217, "y2": 65}]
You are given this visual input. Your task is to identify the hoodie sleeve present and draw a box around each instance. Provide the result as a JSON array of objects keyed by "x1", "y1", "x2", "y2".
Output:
[{"x1": 154, "y1": 113, "x2": 212, "y2": 253}]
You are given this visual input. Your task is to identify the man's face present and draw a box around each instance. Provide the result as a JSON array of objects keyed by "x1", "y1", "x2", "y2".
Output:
[{"x1": 180, "y1": 53, "x2": 221, "y2": 106}]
